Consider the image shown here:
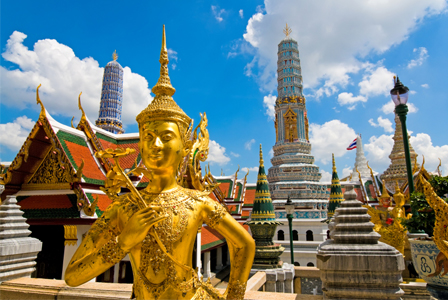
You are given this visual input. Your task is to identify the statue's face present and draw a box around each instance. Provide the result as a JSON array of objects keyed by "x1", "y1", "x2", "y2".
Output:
[{"x1": 139, "y1": 121, "x2": 186, "y2": 173}]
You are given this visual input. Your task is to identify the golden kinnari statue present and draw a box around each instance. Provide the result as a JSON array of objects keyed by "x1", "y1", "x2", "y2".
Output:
[
  {"x1": 364, "y1": 180, "x2": 409, "y2": 254},
  {"x1": 65, "y1": 26, "x2": 255, "y2": 300}
]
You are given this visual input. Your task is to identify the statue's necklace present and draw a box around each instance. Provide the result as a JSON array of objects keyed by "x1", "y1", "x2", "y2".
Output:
[{"x1": 139, "y1": 187, "x2": 195, "y2": 286}]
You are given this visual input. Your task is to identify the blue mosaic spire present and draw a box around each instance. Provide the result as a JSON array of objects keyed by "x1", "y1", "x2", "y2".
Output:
[{"x1": 95, "y1": 51, "x2": 124, "y2": 134}]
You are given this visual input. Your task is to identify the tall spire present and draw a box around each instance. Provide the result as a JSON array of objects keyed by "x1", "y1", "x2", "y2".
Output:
[
  {"x1": 349, "y1": 134, "x2": 371, "y2": 181},
  {"x1": 328, "y1": 154, "x2": 344, "y2": 217},
  {"x1": 136, "y1": 25, "x2": 191, "y2": 132},
  {"x1": 250, "y1": 144, "x2": 276, "y2": 221},
  {"x1": 245, "y1": 144, "x2": 284, "y2": 269},
  {"x1": 152, "y1": 24, "x2": 175, "y2": 97},
  {"x1": 95, "y1": 49, "x2": 124, "y2": 134},
  {"x1": 381, "y1": 113, "x2": 419, "y2": 190}
]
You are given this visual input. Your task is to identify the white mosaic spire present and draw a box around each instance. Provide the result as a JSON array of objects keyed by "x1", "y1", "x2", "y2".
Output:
[{"x1": 349, "y1": 134, "x2": 371, "y2": 181}]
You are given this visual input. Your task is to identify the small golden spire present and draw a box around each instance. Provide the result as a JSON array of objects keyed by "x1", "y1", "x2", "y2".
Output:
[
  {"x1": 332, "y1": 153, "x2": 336, "y2": 172},
  {"x1": 381, "y1": 179, "x2": 389, "y2": 199},
  {"x1": 78, "y1": 92, "x2": 86, "y2": 122},
  {"x1": 259, "y1": 144, "x2": 264, "y2": 167},
  {"x1": 36, "y1": 84, "x2": 46, "y2": 119},
  {"x1": 152, "y1": 25, "x2": 175, "y2": 97},
  {"x1": 112, "y1": 50, "x2": 118, "y2": 61},
  {"x1": 283, "y1": 23, "x2": 292, "y2": 37},
  {"x1": 395, "y1": 180, "x2": 400, "y2": 193}
]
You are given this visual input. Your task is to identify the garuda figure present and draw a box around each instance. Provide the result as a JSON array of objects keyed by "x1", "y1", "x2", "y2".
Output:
[{"x1": 65, "y1": 26, "x2": 255, "y2": 300}]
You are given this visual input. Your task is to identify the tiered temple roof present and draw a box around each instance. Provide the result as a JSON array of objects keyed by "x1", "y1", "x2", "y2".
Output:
[{"x1": 0, "y1": 90, "x2": 255, "y2": 251}]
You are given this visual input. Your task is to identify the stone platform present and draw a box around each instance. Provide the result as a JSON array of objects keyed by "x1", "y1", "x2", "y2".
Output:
[{"x1": 0, "y1": 278, "x2": 323, "y2": 300}]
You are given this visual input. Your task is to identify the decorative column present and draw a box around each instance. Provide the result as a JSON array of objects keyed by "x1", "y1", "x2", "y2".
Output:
[
  {"x1": 317, "y1": 185, "x2": 405, "y2": 299},
  {"x1": 203, "y1": 251, "x2": 211, "y2": 280},
  {"x1": 196, "y1": 228, "x2": 202, "y2": 278},
  {"x1": 0, "y1": 195, "x2": 42, "y2": 282},
  {"x1": 216, "y1": 247, "x2": 223, "y2": 271}
]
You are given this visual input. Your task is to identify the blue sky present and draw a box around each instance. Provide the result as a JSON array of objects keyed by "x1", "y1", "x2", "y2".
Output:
[{"x1": 1, "y1": 0, "x2": 448, "y2": 183}]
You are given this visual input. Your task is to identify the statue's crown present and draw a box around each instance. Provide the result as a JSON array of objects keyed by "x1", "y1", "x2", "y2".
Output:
[{"x1": 136, "y1": 25, "x2": 191, "y2": 133}]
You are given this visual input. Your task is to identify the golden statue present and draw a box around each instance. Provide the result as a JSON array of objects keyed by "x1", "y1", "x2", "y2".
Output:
[
  {"x1": 65, "y1": 26, "x2": 255, "y2": 300},
  {"x1": 364, "y1": 181, "x2": 408, "y2": 254},
  {"x1": 421, "y1": 174, "x2": 448, "y2": 277}
]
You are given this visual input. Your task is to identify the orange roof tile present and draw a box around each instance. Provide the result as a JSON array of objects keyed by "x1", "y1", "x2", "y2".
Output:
[
  {"x1": 18, "y1": 195, "x2": 74, "y2": 210},
  {"x1": 241, "y1": 210, "x2": 251, "y2": 217},
  {"x1": 219, "y1": 182, "x2": 230, "y2": 198},
  {"x1": 201, "y1": 226, "x2": 225, "y2": 251},
  {"x1": 208, "y1": 192, "x2": 218, "y2": 201},
  {"x1": 65, "y1": 141, "x2": 105, "y2": 181},
  {"x1": 97, "y1": 138, "x2": 140, "y2": 170},
  {"x1": 244, "y1": 188, "x2": 256, "y2": 205},
  {"x1": 95, "y1": 194, "x2": 112, "y2": 212}
]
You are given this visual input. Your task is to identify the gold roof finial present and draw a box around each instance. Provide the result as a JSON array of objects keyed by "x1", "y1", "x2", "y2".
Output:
[
  {"x1": 259, "y1": 144, "x2": 264, "y2": 167},
  {"x1": 332, "y1": 153, "x2": 336, "y2": 172},
  {"x1": 36, "y1": 84, "x2": 46, "y2": 119},
  {"x1": 78, "y1": 92, "x2": 87, "y2": 122},
  {"x1": 112, "y1": 50, "x2": 118, "y2": 61},
  {"x1": 283, "y1": 23, "x2": 292, "y2": 37}
]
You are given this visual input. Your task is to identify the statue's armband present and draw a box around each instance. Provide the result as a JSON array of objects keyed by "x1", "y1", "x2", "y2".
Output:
[{"x1": 205, "y1": 201, "x2": 227, "y2": 229}]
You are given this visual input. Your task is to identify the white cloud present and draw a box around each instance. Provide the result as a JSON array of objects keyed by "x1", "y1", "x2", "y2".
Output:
[
  {"x1": 320, "y1": 170, "x2": 332, "y2": 183},
  {"x1": 241, "y1": 1, "x2": 446, "y2": 94},
  {"x1": 230, "y1": 152, "x2": 240, "y2": 157},
  {"x1": 359, "y1": 66, "x2": 396, "y2": 98},
  {"x1": 337, "y1": 92, "x2": 367, "y2": 110},
  {"x1": 239, "y1": 9, "x2": 244, "y2": 19},
  {"x1": 380, "y1": 101, "x2": 418, "y2": 115},
  {"x1": 421, "y1": 83, "x2": 429, "y2": 88},
  {"x1": 0, "y1": 116, "x2": 34, "y2": 152},
  {"x1": 364, "y1": 134, "x2": 394, "y2": 172},
  {"x1": 269, "y1": 148, "x2": 274, "y2": 158},
  {"x1": 411, "y1": 133, "x2": 448, "y2": 175},
  {"x1": 263, "y1": 94, "x2": 276, "y2": 119},
  {"x1": 368, "y1": 116, "x2": 393, "y2": 133},
  {"x1": 244, "y1": 138, "x2": 256, "y2": 150},
  {"x1": 167, "y1": 48, "x2": 178, "y2": 70},
  {"x1": 0, "y1": 31, "x2": 152, "y2": 127},
  {"x1": 208, "y1": 140, "x2": 231, "y2": 165},
  {"x1": 212, "y1": 5, "x2": 226, "y2": 22},
  {"x1": 408, "y1": 47, "x2": 429, "y2": 69},
  {"x1": 242, "y1": 166, "x2": 259, "y2": 174},
  {"x1": 309, "y1": 120, "x2": 356, "y2": 165}
]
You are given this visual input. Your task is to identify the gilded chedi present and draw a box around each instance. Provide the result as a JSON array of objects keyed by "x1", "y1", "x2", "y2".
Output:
[{"x1": 65, "y1": 26, "x2": 255, "y2": 300}]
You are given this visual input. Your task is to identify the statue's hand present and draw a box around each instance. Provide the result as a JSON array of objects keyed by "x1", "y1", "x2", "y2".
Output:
[{"x1": 117, "y1": 207, "x2": 167, "y2": 252}]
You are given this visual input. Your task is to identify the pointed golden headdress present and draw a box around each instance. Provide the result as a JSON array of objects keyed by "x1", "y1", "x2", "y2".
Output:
[{"x1": 136, "y1": 25, "x2": 191, "y2": 137}]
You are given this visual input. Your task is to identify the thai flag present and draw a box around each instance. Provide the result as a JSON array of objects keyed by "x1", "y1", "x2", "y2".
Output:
[{"x1": 347, "y1": 138, "x2": 357, "y2": 150}]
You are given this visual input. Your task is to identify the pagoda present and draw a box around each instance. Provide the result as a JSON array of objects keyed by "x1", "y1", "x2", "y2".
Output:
[
  {"x1": 348, "y1": 134, "x2": 371, "y2": 181},
  {"x1": 328, "y1": 154, "x2": 344, "y2": 217},
  {"x1": 245, "y1": 145, "x2": 283, "y2": 269},
  {"x1": 95, "y1": 51, "x2": 124, "y2": 134},
  {"x1": 267, "y1": 25, "x2": 328, "y2": 266},
  {"x1": 381, "y1": 111, "x2": 419, "y2": 191}
]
